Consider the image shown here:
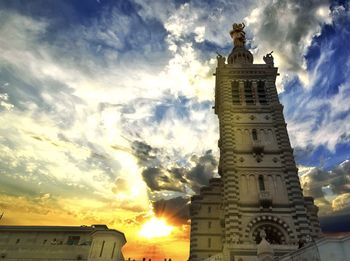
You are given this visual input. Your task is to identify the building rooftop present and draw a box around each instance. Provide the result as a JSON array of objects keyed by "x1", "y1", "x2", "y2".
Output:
[{"x1": 0, "y1": 224, "x2": 126, "y2": 242}]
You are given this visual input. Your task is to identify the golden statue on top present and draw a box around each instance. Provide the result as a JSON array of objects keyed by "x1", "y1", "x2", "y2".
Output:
[{"x1": 230, "y1": 23, "x2": 246, "y2": 47}]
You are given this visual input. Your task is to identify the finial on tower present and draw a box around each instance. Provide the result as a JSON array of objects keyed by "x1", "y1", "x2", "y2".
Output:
[{"x1": 230, "y1": 23, "x2": 246, "y2": 48}]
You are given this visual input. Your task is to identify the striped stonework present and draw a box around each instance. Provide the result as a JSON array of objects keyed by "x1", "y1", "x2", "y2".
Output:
[{"x1": 189, "y1": 25, "x2": 321, "y2": 261}]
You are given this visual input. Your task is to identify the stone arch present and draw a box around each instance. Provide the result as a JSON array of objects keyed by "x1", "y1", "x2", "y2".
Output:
[
  {"x1": 244, "y1": 215, "x2": 294, "y2": 244},
  {"x1": 252, "y1": 223, "x2": 286, "y2": 244}
]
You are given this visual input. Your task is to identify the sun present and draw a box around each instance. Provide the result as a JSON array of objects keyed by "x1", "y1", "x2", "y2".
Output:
[{"x1": 139, "y1": 217, "x2": 173, "y2": 239}]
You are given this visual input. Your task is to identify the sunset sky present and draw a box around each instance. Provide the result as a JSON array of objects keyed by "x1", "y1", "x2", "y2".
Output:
[{"x1": 0, "y1": 0, "x2": 350, "y2": 260}]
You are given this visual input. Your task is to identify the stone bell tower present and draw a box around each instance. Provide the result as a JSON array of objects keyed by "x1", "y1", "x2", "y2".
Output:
[{"x1": 189, "y1": 23, "x2": 321, "y2": 261}]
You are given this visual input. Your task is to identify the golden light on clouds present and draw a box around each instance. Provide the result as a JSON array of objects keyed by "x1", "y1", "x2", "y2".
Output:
[{"x1": 139, "y1": 217, "x2": 174, "y2": 239}]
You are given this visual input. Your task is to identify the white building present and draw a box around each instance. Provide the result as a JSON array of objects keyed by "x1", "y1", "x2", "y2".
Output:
[
  {"x1": 278, "y1": 234, "x2": 350, "y2": 261},
  {"x1": 0, "y1": 224, "x2": 126, "y2": 261}
]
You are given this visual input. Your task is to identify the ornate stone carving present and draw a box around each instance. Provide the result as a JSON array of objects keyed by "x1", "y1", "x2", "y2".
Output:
[
  {"x1": 263, "y1": 51, "x2": 274, "y2": 67},
  {"x1": 230, "y1": 23, "x2": 246, "y2": 47},
  {"x1": 217, "y1": 52, "x2": 226, "y2": 67},
  {"x1": 257, "y1": 229, "x2": 274, "y2": 261}
]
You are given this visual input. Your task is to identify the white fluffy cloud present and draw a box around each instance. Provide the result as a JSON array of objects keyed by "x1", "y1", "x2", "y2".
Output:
[
  {"x1": 0, "y1": 6, "x2": 219, "y2": 219},
  {"x1": 244, "y1": 0, "x2": 331, "y2": 89},
  {"x1": 0, "y1": 1, "x2": 349, "y2": 228}
]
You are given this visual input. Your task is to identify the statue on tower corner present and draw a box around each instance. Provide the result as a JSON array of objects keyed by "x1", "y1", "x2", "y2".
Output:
[
  {"x1": 230, "y1": 23, "x2": 246, "y2": 47},
  {"x1": 263, "y1": 51, "x2": 274, "y2": 67}
]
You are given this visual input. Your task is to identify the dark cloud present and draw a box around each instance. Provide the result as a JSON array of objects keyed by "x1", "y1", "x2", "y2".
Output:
[
  {"x1": 169, "y1": 167, "x2": 187, "y2": 184},
  {"x1": 132, "y1": 140, "x2": 186, "y2": 192},
  {"x1": 131, "y1": 140, "x2": 160, "y2": 167},
  {"x1": 132, "y1": 140, "x2": 217, "y2": 193},
  {"x1": 142, "y1": 167, "x2": 185, "y2": 192},
  {"x1": 301, "y1": 160, "x2": 350, "y2": 215},
  {"x1": 186, "y1": 150, "x2": 218, "y2": 193},
  {"x1": 302, "y1": 168, "x2": 329, "y2": 198},
  {"x1": 153, "y1": 196, "x2": 190, "y2": 225}
]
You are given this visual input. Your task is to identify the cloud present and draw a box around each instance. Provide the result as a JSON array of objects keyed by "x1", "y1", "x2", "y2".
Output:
[
  {"x1": 0, "y1": 7, "x2": 223, "y2": 234},
  {"x1": 0, "y1": 2, "x2": 349, "y2": 254},
  {"x1": 132, "y1": 139, "x2": 217, "y2": 194},
  {"x1": 153, "y1": 196, "x2": 190, "y2": 225},
  {"x1": 245, "y1": 0, "x2": 331, "y2": 88},
  {"x1": 131, "y1": 140, "x2": 160, "y2": 167},
  {"x1": 300, "y1": 160, "x2": 350, "y2": 215},
  {"x1": 332, "y1": 193, "x2": 350, "y2": 212},
  {"x1": 279, "y1": 4, "x2": 350, "y2": 159},
  {"x1": 142, "y1": 167, "x2": 186, "y2": 192},
  {"x1": 185, "y1": 150, "x2": 218, "y2": 193}
]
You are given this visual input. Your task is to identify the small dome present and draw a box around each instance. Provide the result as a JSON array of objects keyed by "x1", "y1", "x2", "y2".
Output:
[{"x1": 227, "y1": 47, "x2": 253, "y2": 65}]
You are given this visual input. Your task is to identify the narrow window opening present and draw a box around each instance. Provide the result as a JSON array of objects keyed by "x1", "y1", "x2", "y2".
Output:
[
  {"x1": 259, "y1": 175, "x2": 265, "y2": 191},
  {"x1": 100, "y1": 240, "x2": 105, "y2": 257},
  {"x1": 208, "y1": 221, "x2": 212, "y2": 229},
  {"x1": 111, "y1": 242, "x2": 116, "y2": 258},
  {"x1": 208, "y1": 206, "x2": 211, "y2": 213},
  {"x1": 208, "y1": 238, "x2": 211, "y2": 248},
  {"x1": 232, "y1": 81, "x2": 240, "y2": 104},
  {"x1": 257, "y1": 81, "x2": 268, "y2": 105},
  {"x1": 244, "y1": 81, "x2": 254, "y2": 104},
  {"x1": 16, "y1": 239, "x2": 20, "y2": 244},
  {"x1": 252, "y1": 129, "x2": 258, "y2": 141}
]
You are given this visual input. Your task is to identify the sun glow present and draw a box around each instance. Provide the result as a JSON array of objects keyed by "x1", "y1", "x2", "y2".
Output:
[{"x1": 139, "y1": 218, "x2": 173, "y2": 239}]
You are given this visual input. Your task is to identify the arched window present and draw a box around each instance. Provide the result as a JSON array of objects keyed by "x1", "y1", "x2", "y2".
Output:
[
  {"x1": 232, "y1": 81, "x2": 240, "y2": 104},
  {"x1": 253, "y1": 224, "x2": 285, "y2": 244},
  {"x1": 208, "y1": 238, "x2": 211, "y2": 248},
  {"x1": 258, "y1": 175, "x2": 265, "y2": 191},
  {"x1": 244, "y1": 81, "x2": 254, "y2": 104},
  {"x1": 257, "y1": 81, "x2": 268, "y2": 104},
  {"x1": 252, "y1": 129, "x2": 258, "y2": 141}
]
